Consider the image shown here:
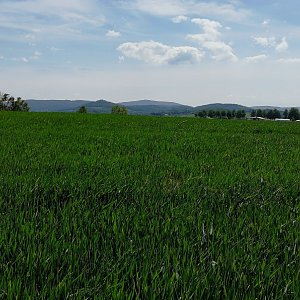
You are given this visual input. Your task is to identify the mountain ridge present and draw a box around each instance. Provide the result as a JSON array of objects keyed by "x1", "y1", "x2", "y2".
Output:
[{"x1": 26, "y1": 99, "x2": 295, "y2": 115}]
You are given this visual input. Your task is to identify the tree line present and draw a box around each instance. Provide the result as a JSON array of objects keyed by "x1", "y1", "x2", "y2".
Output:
[
  {"x1": 195, "y1": 109, "x2": 246, "y2": 119},
  {"x1": 195, "y1": 107, "x2": 300, "y2": 120},
  {"x1": 250, "y1": 108, "x2": 300, "y2": 120},
  {"x1": 0, "y1": 93, "x2": 29, "y2": 112}
]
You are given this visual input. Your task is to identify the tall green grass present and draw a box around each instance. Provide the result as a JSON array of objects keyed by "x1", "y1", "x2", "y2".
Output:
[{"x1": 0, "y1": 112, "x2": 300, "y2": 299}]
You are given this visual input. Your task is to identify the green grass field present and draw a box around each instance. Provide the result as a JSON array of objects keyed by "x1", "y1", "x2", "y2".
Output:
[{"x1": 1, "y1": 112, "x2": 300, "y2": 299}]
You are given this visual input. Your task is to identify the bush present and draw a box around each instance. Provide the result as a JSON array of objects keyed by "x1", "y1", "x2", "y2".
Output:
[
  {"x1": 77, "y1": 106, "x2": 87, "y2": 113},
  {"x1": 111, "y1": 105, "x2": 128, "y2": 115}
]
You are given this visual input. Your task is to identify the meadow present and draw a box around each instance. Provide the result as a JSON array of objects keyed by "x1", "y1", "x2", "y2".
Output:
[{"x1": 0, "y1": 112, "x2": 300, "y2": 299}]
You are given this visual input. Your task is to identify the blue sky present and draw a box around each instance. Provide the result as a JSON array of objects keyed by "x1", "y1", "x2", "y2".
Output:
[{"x1": 1, "y1": 0, "x2": 300, "y2": 106}]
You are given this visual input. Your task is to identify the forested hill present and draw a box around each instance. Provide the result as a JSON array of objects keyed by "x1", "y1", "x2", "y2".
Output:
[{"x1": 26, "y1": 99, "x2": 291, "y2": 116}]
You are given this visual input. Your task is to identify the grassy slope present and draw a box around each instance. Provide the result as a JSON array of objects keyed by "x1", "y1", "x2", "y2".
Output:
[{"x1": 0, "y1": 112, "x2": 300, "y2": 299}]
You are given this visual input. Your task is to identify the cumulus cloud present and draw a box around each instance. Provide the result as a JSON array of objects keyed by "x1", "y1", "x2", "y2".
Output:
[
  {"x1": 172, "y1": 15, "x2": 188, "y2": 23},
  {"x1": 117, "y1": 40, "x2": 204, "y2": 65},
  {"x1": 190, "y1": 18, "x2": 222, "y2": 42},
  {"x1": 254, "y1": 36, "x2": 288, "y2": 52},
  {"x1": 187, "y1": 18, "x2": 238, "y2": 62},
  {"x1": 244, "y1": 54, "x2": 268, "y2": 63},
  {"x1": 275, "y1": 37, "x2": 288, "y2": 52},
  {"x1": 253, "y1": 37, "x2": 276, "y2": 47},
  {"x1": 106, "y1": 30, "x2": 121, "y2": 38}
]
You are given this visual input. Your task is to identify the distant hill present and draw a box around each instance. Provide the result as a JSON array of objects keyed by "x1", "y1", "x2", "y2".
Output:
[
  {"x1": 195, "y1": 103, "x2": 251, "y2": 112},
  {"x1": 120, "y1": 100, "x2": 187, "y2": 107},
  {"x1": 120, "y1": 100, "x2": 193, "y2": 115},
  {"x1": 85, "y1": 100, "x2": 116, "y2": 114},
  {"x1": 251, "y1": 106, "x2": 286, "y2": 111},
  {"x1": 26, "y1": 99, "x2": 194, "y2": 115},
  {"x1": 27, "y1": 100, "x2": 90, "y2": 112},
  {"x1": 25, "y1": 99, "x2": 293, "y2": 116}
]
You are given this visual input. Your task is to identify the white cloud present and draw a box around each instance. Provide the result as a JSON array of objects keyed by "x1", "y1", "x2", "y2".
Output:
[
  {"x1": 24, "y1": 34, "x2": 36, "y2": 40},
  {"x1": 253, "y1": 37, "x2": 276, "y2": 47},
  {"x1": 275, "y1": 37, "x2": 288, "y2": 52},
  {"x1": 0, "y1": 0, "x2": 106, "y2": 41},
  {"x1": 203, "y1": 41, "x2": 238, "y2": 62},
  {"x1": 262, "y1": 19, "x2": 270, "y2": 26},
  {"x1": 30, "y1": 51, "x2": 42, "y2": 60},
  {"x1": 254, "y1": 36, "x2": 288, "y2": 52},
  {"x1": 106, "y1": 30, "x2": 121, "y2": 38},
  {"x1": 172, "y1": 15, "x2": 188, "y2": 23},
  {"x1": 190, "y1": 18, "x2": 222, "y2": 42},
  {"x1": 126, "y1": 0, "x2": 185, "y2": 16},
  {"x1": 125, "y1": 0, "x2": 251, "y2": 22},
  {"x1": 62, "y1": 12, "x2": 104, "y2": 27},
  {"x1": 1, "y1": 0, "x2": 98, "y2": 20},
  {"x1": 118, "y1": 40, "x2": 204, "y2": 65},
  {"x1": 244, "y1": 54, "x2": 268, "y2": 63},
  {"x1": 50, "y1": 46, "x2": 63, "y2": 52},
  {"x1": 11, "y1": 51, "x2": 42, "y2": 63},
  {"x1": 187, "y1": 18, "x2": 238, "y2": 62}
]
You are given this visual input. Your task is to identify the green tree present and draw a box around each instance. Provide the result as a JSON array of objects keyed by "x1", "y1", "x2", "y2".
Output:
[
  {"x1": 273, "y1": 109, "x2": 281, "y2": 119},
  {"x1": 266, "y1": 110, "x2": 274, "y2": 119},
  {"x1": 78, "y1": 106, "x2": 87, "y2": 113},
  {"x1": 0, "y1": 93, "x2": 29, "y2": 112},
  {"x1": 111, "y1": 105, "x2": 128, "y2": 115},
  {"x1": 288, "y1": 108, "x2": 300, "y2": 120},
  {"x1": 283, "y1": 109, "x2": 289, "y2": 119},
  {"x1": 226, "y1": 110, "x2": 232, "y2": 119},
  {"x1": 256, "y1": 109, "x2": 263, "y2": 118},
  {"x1": 196, "y1": 111, "x2": 206, "y2": 118},
  {"x1": 250, "y1": 110, "x2": 256, "y2": 117},
  {"x1": 236, "y1": 110, "x2": 245, "y2": 119},
  {"x1": 208, "y1": 110, "x2": 215, "y2": 118}
]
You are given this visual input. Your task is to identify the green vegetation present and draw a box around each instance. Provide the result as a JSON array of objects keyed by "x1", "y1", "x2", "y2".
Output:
[
  {"x1": 195, "y1": 109, "x2": 246, "y2": 119},
  {"x1": 288, "y1": 108, "x2": 300, "y2": 121},
  {"x1": 250, "y1": 108, "x2": 300, "y2": 120},
  {"x1": 0, "y1": 93, "x2": 29, "y2": 111},
  {"x1": 77, "y1": 105, "x2": 87, "y2": 113},
  {"x1": 111, "y1": 105, "x2": 128, "y2": 115},
  {"x1": 1, "y1": 112, "x2": 300, "y2": 299},
  {"x1": 251, "y1": 108, "x2": 282, "y2": 119}
]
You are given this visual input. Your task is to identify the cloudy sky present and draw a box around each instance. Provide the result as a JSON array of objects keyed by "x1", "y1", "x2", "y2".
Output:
[{"x1": 1, "y1": 0, "x2": 300, "y2": 106}]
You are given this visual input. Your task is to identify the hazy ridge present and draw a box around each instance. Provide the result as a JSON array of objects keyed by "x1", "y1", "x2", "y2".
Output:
[{"x1": 26, "y1": 99, "x2": 294, "y2": 116}]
